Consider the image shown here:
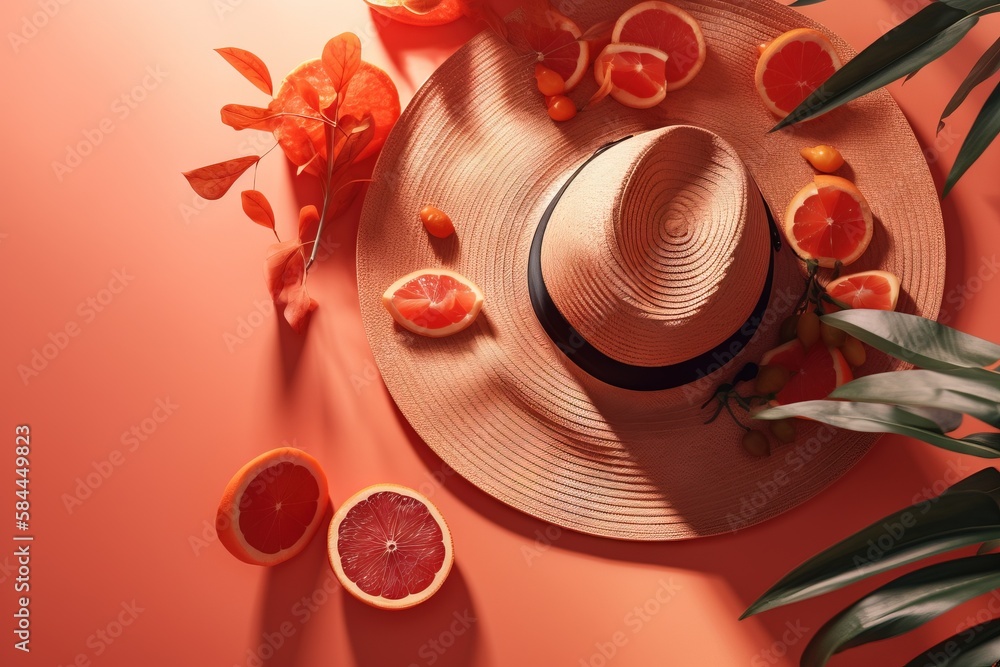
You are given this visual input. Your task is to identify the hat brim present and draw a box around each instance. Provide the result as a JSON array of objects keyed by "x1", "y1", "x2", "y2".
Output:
[{"x1": 357, "y1": 0, "x2": 945, "y2": 540}]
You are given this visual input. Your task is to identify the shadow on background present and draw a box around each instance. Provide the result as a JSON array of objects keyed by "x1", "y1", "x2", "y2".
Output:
[{"x1": 344, "y1": 564, "x2": 479, "y2": 667}]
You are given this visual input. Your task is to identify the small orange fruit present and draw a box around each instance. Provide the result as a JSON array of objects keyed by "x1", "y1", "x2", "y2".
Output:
[
  {"x1": 547, "y1": 95, "x2": 578, "y2": 121},
  {"x1": 420, "y1": 206, "x2": 455, "y2": 238},
  {"x1": 801, "y1": 145, "x2": 845, "y2": 173},
  {"x1": 534, "y1": 63, "x2": 566, "y2": 96}
]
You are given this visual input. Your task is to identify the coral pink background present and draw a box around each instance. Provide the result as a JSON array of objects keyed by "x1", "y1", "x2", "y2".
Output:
[{"x1": 3, "y1": 1, "x2": 1000, "y2": 665}]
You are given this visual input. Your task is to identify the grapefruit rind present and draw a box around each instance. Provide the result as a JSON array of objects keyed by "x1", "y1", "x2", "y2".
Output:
[
  {"x1": 382, "y1": 268, "x2": 485, "y2": 338},
  {"x1": 216, "y1": 447, "x2": 330, "y2": 567},
  {"x1": 328, "y1": 483, "x2": 454, "y2": 611},
  {"x1": 611, "y1": 0, "x2": 707, "y2": 91}
]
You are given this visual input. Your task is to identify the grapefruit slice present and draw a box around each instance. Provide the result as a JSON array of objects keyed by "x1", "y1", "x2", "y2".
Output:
[
  {"x1": 594, "y1": 43, "x2": 669, "y2": 109},
  {"x1": 755, "y1": 28, "x2": 842, "y2": 118},
  {"x1": 328, "y1": 484, "x2": 454, "y2": 610},
  {"x1": 382, "y1": 268, "x2": 484, "y2": 337},
  {"x1": 216, "y1": 448, "x2": 330, "y2": 566},
  {"x1": 269, "y1": 59, "x2": 401, "y2": 167},
  {"x1": 611, "y1": 1, "x2": 707, "y2": 91},
  {"x1": 760, "y1": 339, "x2": 853, "y2": 406},
  {"x1": 825, "y1": 270, "x2": 901, "y2": 311},
  {"x1": 364, "y1": 0, "x2": 464, "y2": 26},
  {"x1": 783, "y1": 175, "x2": 874, "y2": 268},
  {"x1": 511, "y1": 10, "x2": 590, "y2": 91}
]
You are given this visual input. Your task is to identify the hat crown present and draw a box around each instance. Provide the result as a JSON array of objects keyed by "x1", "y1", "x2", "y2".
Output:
[{"x1": 540, "y1": 126, "x2": 771, "y2": 368}]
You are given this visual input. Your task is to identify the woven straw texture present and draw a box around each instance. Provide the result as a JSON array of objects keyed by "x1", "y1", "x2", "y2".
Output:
[{"x1": 356, "y1": 0, "x2": 945, "y2": 540}]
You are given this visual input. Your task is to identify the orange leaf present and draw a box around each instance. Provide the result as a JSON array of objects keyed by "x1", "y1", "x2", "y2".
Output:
[
  {"x1": 330, "y1": 114, "x2": 375, "y2": 185},
  {"x1": 585, "y1": 62, "x2": 615, "y2": 111},
  {"x1": 462, "y1": 0, "x2": 508, "y2": 39},
  {"x1": 182, "y1": 156, "x2": 258, "y2": 200},
  {"x1": 297, "y1": 153, "x2": 327, "y2": 180},
  {"x1": 298, "y1": 205, "x2": 320, "y2": 242},
  {"x1": 263, "y1": 241, "x2": 316, "y2": 333},
  {"x1": 322, "y1": 33, "x2": 362, "y2": 96},
  {"x1": 241, "y1": 190, "x2": 275, "y2": 229},
  {"x1": 292, "y1": 78, "x2": 321, "y2": 113},
  {"x1": 221, "y1": 104, "x2": 279, "y2": 131},
  {"x1": 215, "y1": 47, "x2": 273, "y2": 96}
]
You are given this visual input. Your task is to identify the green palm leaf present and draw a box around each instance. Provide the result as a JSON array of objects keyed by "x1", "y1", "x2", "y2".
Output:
[
  {"x1": 801, "y1": 553, "x2": 1000, "y2": 667},
  {"x1": 944, "y1": 78, "x2": 1000, "y2": 195},
  {"x1": 742, "y1": 469, "x2": 1000, "y2": 618},
  {"x1": 939, "y1": 36, "x2": 1000, "y2": 132},
  {"x1": 903, "y1": 617, "x2": 1000, "y2": 667}
]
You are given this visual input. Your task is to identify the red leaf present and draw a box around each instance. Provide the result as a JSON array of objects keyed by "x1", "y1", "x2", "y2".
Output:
[
  {"x1": 215, "y1": 47, "x2": 273, "y2": 96},
  {"x1": 297, "y1": 153, "x2": 328, "y2": 179},
  {"x1": 462, "y1": 0, "x2": 508, "y2": 39},
  {"x1": 330, "y1": 113, "x2": 375, "y2": 185},
  {"x1": 241, "y1": 190, "x2": 275, "y2": 229},
  {"x1": 298, "y1": 205, "x2": 320, "y2": 242},
  {"x1": 322, "y1": 33, "x2": 362, "y2": 95},
  {"x1": 585, "y1": 61, "x2": 615, "y2": 111},
  {"x1": 221, "y1": 104, "x2": 280, "y2": 131},
  {"x1": 263, "y1": 241, "x2": 316, "y2": 333},
  {"x1": 182, "y1": 156, "x2": 258, "y2": 200}
]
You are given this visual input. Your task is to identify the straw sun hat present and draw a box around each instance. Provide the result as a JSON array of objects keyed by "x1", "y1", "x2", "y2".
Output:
[{"x1": 356, "y1": 0, "x2": 945, "y2": 539}]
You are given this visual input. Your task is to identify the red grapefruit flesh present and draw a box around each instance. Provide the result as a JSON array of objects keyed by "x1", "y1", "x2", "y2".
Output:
[
  {"x1": 216, "y1": 448, "x2": 330, "y2": 566},
  {"x1": 754, "y1": 28, "x2": 842, "y2": 117},
  {"x1": 594, "y1": 43, "x2": 669, "y2": 109},
  {"x1": 783, "y1": 175, "x2": 874, "y2": 268},
  {"x1": 328, "y1": 484, "x2": 454, "y2": 610},
  {"x1": 382, "y1": 268, "x2": 484, "y2": 337},
  {"x1": 612, "y1": 1, "x2": 707, "y2": 91},
  {"x1": 269, "y1": 59, "x2": 401, "y2": 167},
  {"x1": 761, "y1": 339, "x2": 852, "y2": 406},
  {"x1": 825, "y1": 270, "x2": 901, "y2": 311},
  {"x1": 512, "y1": 10, "x2": 590, "y2": 91}
]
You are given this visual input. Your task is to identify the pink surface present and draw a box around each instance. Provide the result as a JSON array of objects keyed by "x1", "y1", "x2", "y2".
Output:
[{"x1": 2, "y1": 0, "x2": 999, "y2": 665}]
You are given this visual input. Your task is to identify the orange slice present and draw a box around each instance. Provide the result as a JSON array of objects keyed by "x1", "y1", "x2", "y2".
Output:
[
  {"x1": 328, "y1": 484, "x2": 454, "y2": 610},
  {"x1": 783, "y1": 175, "x2": 873, "y2": 268},
  {"x1": 594, "y1": 42, "x2": 669, "y2": 109},
  {"x1": 363, "y1": 0, "x2": 464, "y2": 26},
  {"x1": 611, "y1": 0, "x2": 707, "y2": 91},
  {"x1": 382, "y1": 268, "x2": 484, "y2": 337},
  {"x1": 825, "y1": 270, "x2": 901, "y2": 311},
  {"x1": 760, "y1": 339, "x2": 853, "y2": 406},
  {"x1": 511, "y1": 10, "x2": 590, "y2": 91},
  {"x1": 216, "y1": 448, "x2": 330, "y2": 566},
  {"x1": 755, "y1": 28, "x2": 842, "y2": 118},
  {"x1": 268, "y1": 59, "x2": 401, "y2": 167}
]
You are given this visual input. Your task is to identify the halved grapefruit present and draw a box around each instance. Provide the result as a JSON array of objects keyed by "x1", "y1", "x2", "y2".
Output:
[
  {"x1": 594, "y1": 43, "x2": 669, "y2": 109},
  {"x1": 511, "y1": 10, "x2": 590, "y2": 91},
  {"x1": 783, "y1": 175, "x2": 874, "y2": 268},
  {"x1": 268, "y1": 59, "x2": 401, "y2": 167},
  {"x1": 216, "y1": 448, "x2": 330, "y2": 566},
  {"x1": 382, "y1": 268, "x2": 484, "y2": 337},
  {"x1": 755, "y1": 28, "x2": 842, "y2": 118},
  {"x1": 328, "y1": 484, "x2": 454, "y2": 610},
  {"x1": 364, "y1": 0, "x2": 464, "y2": 26},
  {"x1": 611, "y1": 1, "x2": 707, "y2": 91},
  {"x1": 825, "y1": 270, "x2": 901, "y2": 311},
  {"x1": 760, "y1": 339, "x2": 853, "y2": 406}
]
